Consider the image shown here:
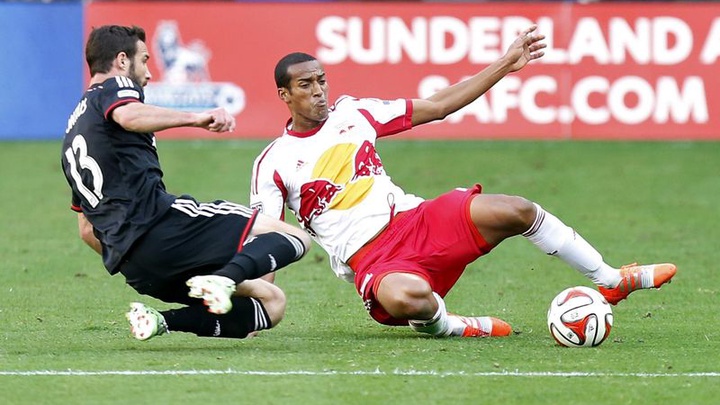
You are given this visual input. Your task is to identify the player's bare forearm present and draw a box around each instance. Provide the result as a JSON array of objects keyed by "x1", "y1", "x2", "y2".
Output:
[
  {"x1": 84, "y1": 236, "x2": 102, "y2": 255},
  {"x1": 112, "y1": 102, "x2": 200, "y2": 132},
  {"x1": 412, "y1": 60, "x2": 511, "y2": 126},
  {"x1": 77, "y1": 213, "x2": 102, "y2": 255},
  {"x1": 113, "y1": 103, "x2": 234, "y2": 133},
  {"x1": 411, "y1": 25, "x2": 546, "y2": 127}
]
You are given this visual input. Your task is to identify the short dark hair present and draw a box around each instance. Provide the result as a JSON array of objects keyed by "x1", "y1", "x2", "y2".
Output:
[
  {"x1": 86, "y1": 25, "x2": 146, "y2": 76},
  {"x1": 274, "y1": 52, "x2": 317, "y2": 88}
]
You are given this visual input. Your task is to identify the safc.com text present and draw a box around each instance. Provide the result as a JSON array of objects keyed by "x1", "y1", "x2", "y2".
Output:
[
  {"x1": 419, "y1": 74, "x2": 708, "y2": 125},
  {"x1": 314, "y1": 13, "x2": 715, "y2": 128}
]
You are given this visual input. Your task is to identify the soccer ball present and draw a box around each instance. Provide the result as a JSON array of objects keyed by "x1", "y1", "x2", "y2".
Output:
[{"x1": 547, "y1": 286, "x2": 613, "y2": 348}]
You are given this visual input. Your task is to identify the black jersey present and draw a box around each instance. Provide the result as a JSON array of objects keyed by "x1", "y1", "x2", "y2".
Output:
[{"x1": 61, "y1": 76, "x2": 176, "y2": 274}]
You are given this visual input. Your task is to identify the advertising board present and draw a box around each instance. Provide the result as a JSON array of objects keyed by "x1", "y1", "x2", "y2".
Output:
[{"x1": 87, "y1": 2, "x2": 720, "y2": 139}]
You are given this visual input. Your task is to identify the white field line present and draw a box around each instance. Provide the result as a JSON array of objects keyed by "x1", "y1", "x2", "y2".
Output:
[{"x1": 0, "y1": 369, "x2": 718, "y2": 377}]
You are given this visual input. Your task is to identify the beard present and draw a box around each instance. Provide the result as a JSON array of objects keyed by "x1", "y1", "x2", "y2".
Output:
[{"x1": 127, "y1": 61, "x2": 146, "y2": 87}]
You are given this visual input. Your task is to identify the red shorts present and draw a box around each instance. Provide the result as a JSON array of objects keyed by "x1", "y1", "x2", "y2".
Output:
[{"x1": 348, "y1": 185, "x2": 494, "y2": 326}]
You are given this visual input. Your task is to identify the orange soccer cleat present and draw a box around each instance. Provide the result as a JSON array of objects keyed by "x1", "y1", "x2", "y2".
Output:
[
  {"x1": 450, "y1": 315, "x2": 513, "y2": 337},
  {"x1": 598, "y1": 263, "x2": 677, "y2": 305}
]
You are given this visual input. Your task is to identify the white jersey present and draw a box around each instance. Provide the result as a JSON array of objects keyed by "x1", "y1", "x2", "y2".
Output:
[{"x1": 250, "y1": 95, "x2": 425, "y2": 282}]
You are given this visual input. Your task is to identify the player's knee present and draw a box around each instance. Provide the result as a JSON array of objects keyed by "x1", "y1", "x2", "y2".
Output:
[
  {"x1": 257, "y1": 283, "x2": 286, "y2": 327},
  {"x1": 234, "y1": 279, "x2": 286, "y2": 327},
  {"x1": 251, "y1": 214, "x2": 312, "y2": 256},
  {"x1": 291, "y1": 230, "x2": 312, "y2": 257},
  {"x1": 490, "y1": 195, "x2": 536, "y2": 233},
  {"x1": 377, "y1": 274, "x2": 434, "y2": 319},
  {"x1": 510, "y1": 196, "x2": 537, "y2": 229}
]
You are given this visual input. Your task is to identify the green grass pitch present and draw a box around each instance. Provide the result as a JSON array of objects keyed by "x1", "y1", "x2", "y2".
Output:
[{"x1": 1, "y1": 140, "x2": 718, "y2": 404}]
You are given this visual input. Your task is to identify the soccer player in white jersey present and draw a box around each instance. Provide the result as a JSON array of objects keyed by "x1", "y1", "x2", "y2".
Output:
[{"x1": 250, "y1": 25, "x2": 676, "y2": 338}]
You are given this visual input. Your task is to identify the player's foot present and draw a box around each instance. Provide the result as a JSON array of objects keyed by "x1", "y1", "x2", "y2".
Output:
[
  {"x1": 126, "y1": 302, "x2": 168, "y2": 341},
  {"x1": 599, "y1": 263, "x2": 677, "y2": 305},
  {"x1": 449, "y1": 315, "x2": 513, "y2": 337},
  {"x1": 186, "y1": 275, "x2": 236, "y2": 314}
]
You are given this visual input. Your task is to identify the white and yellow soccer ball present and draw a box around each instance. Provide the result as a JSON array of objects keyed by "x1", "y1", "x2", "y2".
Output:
[{"x1": 547, "y1": 286, "x2": 613, "y2": 348}]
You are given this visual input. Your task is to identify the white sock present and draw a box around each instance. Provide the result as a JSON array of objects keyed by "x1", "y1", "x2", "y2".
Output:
[
  {"x1": 523, "y1": 203, "x2": 621, "y2": 288},
  {"x1": 408, "y1": 293, "x2": 453, "y2": 337}
]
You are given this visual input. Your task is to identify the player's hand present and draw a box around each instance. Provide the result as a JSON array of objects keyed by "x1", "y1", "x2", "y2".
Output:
[
  {"x1": 197, "y1": 108, "x2": 236, "y2": 133},
  {"x1": 503, "y1": 25, "x2": 546, "y2": 73}
]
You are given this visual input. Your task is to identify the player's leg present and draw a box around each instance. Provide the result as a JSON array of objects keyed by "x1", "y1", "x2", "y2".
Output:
[
  {"x1": 187, "y1": 228, "x2": 306, "y2": 313},
  {"x1": 234, "y1": 279, "x2": 286, "y2": 327},
  {"x1": 165, "y1": 280, "x2": 284, "y2": 339},
  {"x1": 247, "y1": 211, "x2": 312, "y2": 249},
  {"x1": 204, "y1": 212, "x2": 310, "y2": 284},
  {"x1": 373, "y1": 272, "x2": 511, "y2": 337},
  {"x1": 126, "y1": 278, "x2": 284, "y2": 341},
  {"x1": 184, "y1": 205, "x2": 310, "y2": 314},
  {"x1": 469, "y1": 194, "x2": 676, "y2": 304},
  {"x1": 121, "y1": 199, "x2": 300, "y2": 329},
  {"x1": 126, "y1": 299, "x2": 276, "y2": 341},
  {"x1": 350, "y1": 188, "x2": 512, "y2": 338}
]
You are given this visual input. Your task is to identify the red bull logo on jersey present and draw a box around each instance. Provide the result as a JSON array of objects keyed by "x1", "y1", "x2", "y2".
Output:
[
  {"x1": 298, "y1": 179, "x2": 345, "y2": 228},
  {"x1": 297, "y1": 141, "x2": 384, "y2": 227},
  {"x1": 352, "y1": 140, "x2": 383, "y2": 181}
]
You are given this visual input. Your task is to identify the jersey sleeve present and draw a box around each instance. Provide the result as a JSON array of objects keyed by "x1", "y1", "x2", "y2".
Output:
[
  {"x1": 337, "y1": 95, "x2": 413, "y2": 138},
  {"x1": 98, "y1": 76, "x2": 144, "y2": 121},
  {"x1": 70, "y1": 190, "x2": 82, "y2": 212},
  {"x1": 250, "y1": 141, "x2": 287, "y2": 221}
]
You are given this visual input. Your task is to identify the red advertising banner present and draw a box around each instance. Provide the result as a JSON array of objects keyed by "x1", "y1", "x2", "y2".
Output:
[{"x1": 86, "y1": 2, "x2": 720, "y2": 140}]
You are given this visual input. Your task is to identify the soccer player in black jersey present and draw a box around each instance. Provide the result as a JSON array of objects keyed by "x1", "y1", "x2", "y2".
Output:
[{"x1": 61, "y1": 25, "x2": 312, "y2": 341}]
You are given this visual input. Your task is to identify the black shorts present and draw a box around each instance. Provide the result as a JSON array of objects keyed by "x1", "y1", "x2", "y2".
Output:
[{"x1": 119, "y1": 197, "x2": 258, "y2": 304}]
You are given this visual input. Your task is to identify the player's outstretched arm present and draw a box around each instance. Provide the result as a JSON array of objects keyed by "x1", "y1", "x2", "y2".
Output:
[
  {"x1": 411, "y1": 25, "x2": 546, "y2": 127},
  {"x1": 112, "y1": 103, "x2": 236, "y2": 133}
]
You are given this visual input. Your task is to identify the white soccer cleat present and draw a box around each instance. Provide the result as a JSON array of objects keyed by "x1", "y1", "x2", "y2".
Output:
[
  {"x1": 126, "y1": 302, "x2": 168, "y2": 341},
  {"x1": 186, "y1": 275, "x2": 236, "y2": 314}
]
